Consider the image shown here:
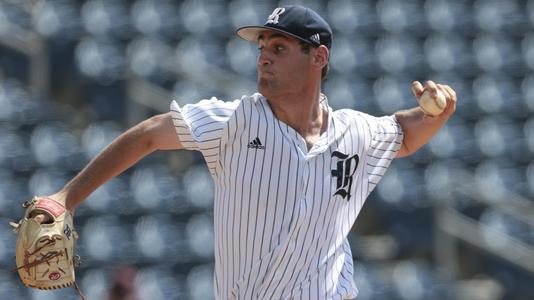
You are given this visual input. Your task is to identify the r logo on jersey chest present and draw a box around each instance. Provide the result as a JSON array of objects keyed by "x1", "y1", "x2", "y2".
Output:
[{"x1": 331, "y1": 151, "x2": 359, "y2": 201}]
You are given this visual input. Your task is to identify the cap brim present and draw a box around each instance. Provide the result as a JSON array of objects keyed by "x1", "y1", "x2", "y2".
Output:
[{"x1": 236, "y1": 25, "x2": 315, "y2": 46}]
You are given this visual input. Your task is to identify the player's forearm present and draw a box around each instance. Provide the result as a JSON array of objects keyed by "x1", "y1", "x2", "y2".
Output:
[
  {"x1": 56, "y1": 120, "x2": 157, "y2": 210},
  {"x1": 394, "y1": 107, "x2": 450, "y2": 157}
]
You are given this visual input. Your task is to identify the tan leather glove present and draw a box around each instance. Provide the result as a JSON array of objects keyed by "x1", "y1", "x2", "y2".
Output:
[{"x1": 11, "y1": 197, "x2": 84, "y2": 299}]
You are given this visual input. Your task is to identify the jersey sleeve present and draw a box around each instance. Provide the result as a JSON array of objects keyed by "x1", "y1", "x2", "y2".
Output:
[
  {"x1": 170, "y1": 97, "x2": 240, "y2": 174},
  {"x1": 362, "y1": 114, "x2": 404, "y2": 195}
]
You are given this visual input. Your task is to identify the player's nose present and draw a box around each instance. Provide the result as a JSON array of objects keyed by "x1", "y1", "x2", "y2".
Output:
[{"x1": 257, "y1": 51, "x2": 272, "y2": 66}]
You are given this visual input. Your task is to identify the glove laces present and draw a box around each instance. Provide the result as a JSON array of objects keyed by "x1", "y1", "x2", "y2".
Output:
[{"x1": 11, "y1": 237, "x2": 86, "y2": 300}]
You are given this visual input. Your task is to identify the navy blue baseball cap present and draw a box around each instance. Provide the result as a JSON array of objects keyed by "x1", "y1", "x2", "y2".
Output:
[{"x1": 236, "y1": 5, "x2": 333, "y2": 49}]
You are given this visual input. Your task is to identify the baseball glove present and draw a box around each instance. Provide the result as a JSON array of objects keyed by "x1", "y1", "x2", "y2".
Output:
[{"x1": 10, "y1": 196, "x2": 85, "y2": 299}]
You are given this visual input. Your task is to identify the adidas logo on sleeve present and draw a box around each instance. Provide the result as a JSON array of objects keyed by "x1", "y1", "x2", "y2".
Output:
[{"x1": 247, "y1": 137, "x2": 265, "y2": 150}]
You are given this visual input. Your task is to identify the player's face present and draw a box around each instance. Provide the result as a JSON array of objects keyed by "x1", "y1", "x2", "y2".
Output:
[{"x1": 256, "y1": 31, "x2": 313, "y2": 97}]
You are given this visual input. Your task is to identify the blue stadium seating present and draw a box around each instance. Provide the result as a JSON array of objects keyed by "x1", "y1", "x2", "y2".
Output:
[{"x1": 0, "y1": 1, "x2": 533, "y2": 299}]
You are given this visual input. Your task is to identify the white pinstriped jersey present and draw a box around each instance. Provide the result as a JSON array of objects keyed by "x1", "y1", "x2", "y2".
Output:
[{"x1": 170, "y1": 93, "x2": 403, "y2": 300}]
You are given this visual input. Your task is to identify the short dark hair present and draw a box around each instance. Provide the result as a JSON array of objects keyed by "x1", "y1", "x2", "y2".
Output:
[{"x1": 299, "y1": 41, "x2": 329, "y2": 81}]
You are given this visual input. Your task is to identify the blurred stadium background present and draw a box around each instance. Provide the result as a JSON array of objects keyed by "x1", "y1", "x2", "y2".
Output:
[{"x1": 0, "y1": 0, "x2": 533, "y2": 299}]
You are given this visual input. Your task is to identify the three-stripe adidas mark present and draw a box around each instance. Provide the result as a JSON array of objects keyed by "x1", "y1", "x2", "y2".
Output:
[{"x1": 247, "y1": 137, "x2": 265, "y2": 150}]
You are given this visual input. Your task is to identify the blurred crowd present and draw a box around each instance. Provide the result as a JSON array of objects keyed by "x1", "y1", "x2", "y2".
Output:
[{"x1": 0, "y1": 0, "x2": 533, "y2": 299}]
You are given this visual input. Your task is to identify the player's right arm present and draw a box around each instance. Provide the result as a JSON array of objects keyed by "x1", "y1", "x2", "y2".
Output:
[
  {"x1": 33, "y1": 96, "x2": 240, "y2": 223},
  {"x1": 43, "y1": 112, "x2": 182, "y2": 213}
]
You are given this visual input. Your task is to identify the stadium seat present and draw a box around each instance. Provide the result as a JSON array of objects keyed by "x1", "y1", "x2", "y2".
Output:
[
  {"x1": 30, "y1": 122, "x2": 85, "y2": 170},
  {"x1": 0, "y1": 80, "x2": 48, "y2": 126},
  {"x1": 128, "y1": 36, "x2": 175, "y2": 80},
  {"x1": 377, "y1": 160, "x2": 428, "y2": 208},
  {"x1": 375, "y1": 34, "x2": 425, "y2": 75},
  {"x1": 228, "y1": 0, "x2": 269, "y2": 30},
  {"x1": 376, "y1": 0, "x2": 426, "y2": 34},
  {"x1": 1, "y1": 1, "x2": 534, "y2": 298},
  {"x1": 184, "y1": 0, "x2": 231, "y2": 36},
  {"x1": 226, "y1": 37, "x2": 257, "y2": 76},
  {"x1": 0, "y1": 1, "x2": 32, "y2": 33},
  {"x1": 0, "y1": 273, "x2": 27, "y2": 300},
  {"x1": 28, "y1": 169, "x2": 70, "y2": 197},
  {"x1": 187, "y1": 264, "x2": 214, "y2": 300},
  {"x1": 0, "y1": 171, "x2": 28, "y2": 213},
  {"x1": 424, "y1": 0, "x2": 471, "y2": 33},
  {"x1": 473, "y1": 34, "x2": 523, "y2": 75},
  {"x1": 474, "y1": 74, "x2": 526, "y2": 117},
  {"x1": 526, "y1": 161, "x2": 534, "y2": 201},
  {"x1": 474, "y1": 116, "x2": 525, "y2": 161},
  {"x1": 131, "y1": 0, "x2": 182, "y2": 38},
  {"x1": 134, "y1": 214, "x2": 187, "y2": 260},
  {"x1": 0, "y1": 221, "x2": 18, "y2": 266},
  {"x1": 131, "y1": 165, "x2": 181, "y2": 211},
  {"x1": 75, "y1": 37, "x2": 127, "y2": 83},
  {"x1": 352, "y1": 262, "x2": 398, "y2": 300},
  {"x1": 186, "y1": 213, "x2": 214, "y2": 258},
  {"x1": 81, "y1": 0, "x2": 133, "y2": 39},
  {"x1": 175, "y1": 35, "x2": 228, "y2": 74},
  {"x1": 523, "y1": 33, "x2": 534, "y2": 71},
  {"x1": 424, "y1": 33, "x2": 475, "y2": 75},
  {"x1": 0, "y1": 127, "x2": 34, "y2": 172},
  {"x1": 427, "y1": 119, "x2": 478, "y2": 161},
  {"x1": 28, "y1": 286, "x2": 80, "y2": 300},
  {"x1": 391, "y1": 260, "x2": 454, "y2": 300},
  {"x1": 521, "y1": 73, "x2": 534, "y2": 111},
  {"x1": 525, "y1": 117, "x2": 534, "y2": 157},
  {"x1": 424, "y1": 159, "x2": 470, "y2": 201},
  {"x1": 474, "y1": 159, "x2": 525, "y2": 202},
  {"x1": 84, "y1": 177, "x2": 129, "y2": 214},
  {"x1": 323, "y1": 75, "x2": 355, "y2": 105},
  {"x1": 474, "y1": 0, "x2": 526, "y2": 33},
  {"x1": 182, "y1": 165, "x2": 214, "y2": 209},
  {"x1": 81, "y1": 121, "x2": 122, "y2": 159},
  {"x1": 173, "y1": 80, "x2": 219, "y2": 106},
  {"x1": 137, "y1": 266, "x2": 187, "y2": 300},
  {"x1": 327, "y1": 0, "x2": 371, "y2": 34},
  {"x1": 34, "y1": 1, "x2": 81, "y2": 40},
  {"x1": 324, "y1": 75, "x2": 374, "y2": 112},
  {"x1": 79, "y1": 268, "x2": 110, "y2": 300},
  {"x1": 81, "y1": 215, "x2": 129, "y2": 262},
  {"x1": 329, "y1": 35, "x2": 358, "y2": 74},
  {"x1": 372, "y1": 75, "x2": 412, "y2": 114}
]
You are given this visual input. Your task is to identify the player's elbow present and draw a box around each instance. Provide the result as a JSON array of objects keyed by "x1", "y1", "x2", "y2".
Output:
[
  {"x1": 396, "y1": 141, "x2": 419, "y2": 158},
  {"x1": 396, "y1": 143, "x2": 411, "y2": 158}
]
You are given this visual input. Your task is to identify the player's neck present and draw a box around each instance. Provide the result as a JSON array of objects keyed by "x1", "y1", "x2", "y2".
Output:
[{"x1": 266, "y1": 86, "x2": 328, "y2": 144}]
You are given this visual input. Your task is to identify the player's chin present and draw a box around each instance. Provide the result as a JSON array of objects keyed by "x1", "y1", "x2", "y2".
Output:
[{"x1": 258, "y1": 78, "x2": 274, "y2": 94}]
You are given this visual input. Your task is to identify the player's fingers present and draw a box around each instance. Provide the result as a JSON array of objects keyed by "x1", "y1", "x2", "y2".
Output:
[
  {"x1": 31, "y1": 213, "x2": 52, "y2": 224},
  {"x1": 439, "y1": 84, "x2": 457, "y2": 115},
  {"x1": 442, "y1": 85, "x2": 457, "y2": 103},
  {"x1": 437, "y1": 84, "x2": 452, "y2": 101},
  {"x1": 411, "y1": 81, "x2": 424, "y2": 99},
  {"x1": 425, "y1": 80, "x2": 439, "y2": 98},
  {"x1": 444, "y1": 85, "x2": 457, "y2": 115}
]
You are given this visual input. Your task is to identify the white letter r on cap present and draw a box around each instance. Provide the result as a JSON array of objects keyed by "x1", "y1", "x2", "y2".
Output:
[{"x1": 266, "y1": 7, "x2": 286, "y2": 24}]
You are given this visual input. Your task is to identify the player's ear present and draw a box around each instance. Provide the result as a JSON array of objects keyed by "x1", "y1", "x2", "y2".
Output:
[{"x1": 312, "y1": 45, "x2": 329, "y2": 69}]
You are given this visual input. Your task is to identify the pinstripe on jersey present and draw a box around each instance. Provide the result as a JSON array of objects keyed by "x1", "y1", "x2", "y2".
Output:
[{"x1": 170, "y1": 93, "x2": 403, "y2": 300}]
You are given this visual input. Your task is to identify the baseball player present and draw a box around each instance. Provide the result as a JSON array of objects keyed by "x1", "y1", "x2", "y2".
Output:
[{"x1": 29, "y1": 5, "x2": 456, "y2": 299}]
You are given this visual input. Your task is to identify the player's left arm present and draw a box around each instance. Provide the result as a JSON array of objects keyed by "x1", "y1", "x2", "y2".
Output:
[{"x1": 394, "y1": 80, "x2": 457, "y2": 158}]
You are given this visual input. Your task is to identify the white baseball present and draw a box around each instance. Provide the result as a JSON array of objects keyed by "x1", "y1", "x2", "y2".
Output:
[{"x1": 418, "y1": 89, "x2": 446, "y2": 116}]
